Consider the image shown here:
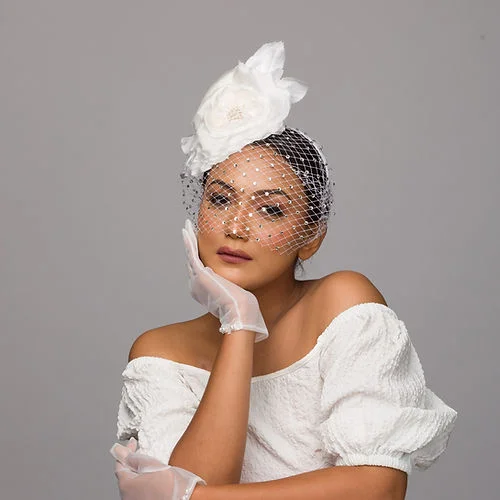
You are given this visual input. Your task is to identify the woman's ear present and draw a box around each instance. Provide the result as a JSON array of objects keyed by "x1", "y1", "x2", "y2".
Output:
[{"x1": 297, "y1": 228, "x2": 327, "y2": 261}]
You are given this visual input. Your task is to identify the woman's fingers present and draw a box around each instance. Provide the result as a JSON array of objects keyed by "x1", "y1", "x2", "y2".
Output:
[
  {"x1": 111, "y1": 442, "x2": 169, "y2": 475},
  {"x1": 114, "y1": 459, "x2": 136, "y2": 480},
  {"x1": 113, "y1": 442, "x2": 138, "y2": 482},
  {"x1": 110, "y1": 443, "x2": 131, "y2": 464},
  {"x1": 182, "y1": 219, "x2": 203, "y2": 274},
  {"x1": 182, "y1": 229, "x2": 195, "y2": 275},
  {"x1": 126, "y1": 437, "x2": 138, "y2": 451},
  {"x1": 125, "y1": 452, "x2": 170, "y2": 473}
]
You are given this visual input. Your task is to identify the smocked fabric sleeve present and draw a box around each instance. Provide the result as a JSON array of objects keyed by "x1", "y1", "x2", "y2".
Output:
[
  {"x1": 318, "y1": 302, "x2": 458, "y2": 475},
  {"x1": 116, "y1": 357, "x2": 203, "y2": 465}
]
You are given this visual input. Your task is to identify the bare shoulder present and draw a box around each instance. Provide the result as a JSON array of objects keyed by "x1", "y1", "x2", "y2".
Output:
[
  {"x1": 128, "y1": 314, "x2": 220, "y2": 368},
  {"x1": 316, "y1": 270, "x2": 387, "y2": 306},
  {"x1": 128, "y1": 322, "x2": 187, "y2": 362},
  {"x1": 306, "y1": 270, "x2": 388, "y2": 331}
]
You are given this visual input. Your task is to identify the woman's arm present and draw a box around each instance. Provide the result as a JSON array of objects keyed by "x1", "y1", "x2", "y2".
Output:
[
  {"x1": 192, "y1": 465, "x2": 407, "y2": 500},
  {"x1": 162, "y1": 220, "x2": 267, "y2": 485},
  {"x1": 168, "y1": 330, "x2": 256, "y2": 485}
]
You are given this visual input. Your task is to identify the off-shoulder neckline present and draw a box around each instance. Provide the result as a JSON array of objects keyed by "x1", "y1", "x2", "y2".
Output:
[{"x1": 124, "y1": 302, "x2": 395, "y2": 383}]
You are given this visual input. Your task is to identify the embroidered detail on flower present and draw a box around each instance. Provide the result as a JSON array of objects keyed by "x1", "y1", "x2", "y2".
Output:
[{"x1": 181, "y1": 41, "x2": 308, "y2": 177}]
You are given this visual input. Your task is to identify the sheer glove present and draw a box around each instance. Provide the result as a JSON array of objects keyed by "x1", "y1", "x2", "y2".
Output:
[
  {"x1": 110, "y1": 437, "x2": 206, "y2": 500},
  {"x1": 182, "y1": 219, "x2": 268, "y2": 342}
]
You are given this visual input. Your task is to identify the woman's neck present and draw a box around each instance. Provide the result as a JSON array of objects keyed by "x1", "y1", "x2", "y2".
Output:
[{"x1": 251, "y1": 270, "x2": 307, "y2": 330}]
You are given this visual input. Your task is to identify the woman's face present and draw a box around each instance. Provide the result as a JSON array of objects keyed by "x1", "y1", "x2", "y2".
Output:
[{"x1": 196, "y1": 144, "x2": 313, "y2": 291}]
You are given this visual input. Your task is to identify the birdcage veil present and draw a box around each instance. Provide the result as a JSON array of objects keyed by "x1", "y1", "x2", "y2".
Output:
[{"x1": 180, "y1": 41, "x2": 335, "y2": 255}]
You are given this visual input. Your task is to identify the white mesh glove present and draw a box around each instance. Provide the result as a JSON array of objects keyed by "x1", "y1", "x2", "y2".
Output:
[
  {"x1": 110, "y1": 437, "x2": 206, "y2": 500},
  {"x1": 182, "y1": 219, "x2": 268, "y2": 342}
]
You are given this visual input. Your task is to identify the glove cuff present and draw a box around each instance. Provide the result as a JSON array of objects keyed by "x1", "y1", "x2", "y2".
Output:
[
  {"x1": 219, "y1": 322, "x2": 269, "y2": 343},
  {"x1": 219, "y1": 321, "x2": 243, "y2": 334}
]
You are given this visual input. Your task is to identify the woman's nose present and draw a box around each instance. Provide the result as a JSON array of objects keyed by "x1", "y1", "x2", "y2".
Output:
[{"x1": 223, "y1": 203, "x2": 251, "y2": 240}]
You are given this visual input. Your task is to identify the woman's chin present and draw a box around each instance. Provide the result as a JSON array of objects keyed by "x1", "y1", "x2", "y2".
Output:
[{"x1": 211, "y1": 264, "x2": 257, "y2": 289}]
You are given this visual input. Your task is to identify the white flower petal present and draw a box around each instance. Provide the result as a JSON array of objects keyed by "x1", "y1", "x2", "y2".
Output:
[
  {"x1": 180, "y1": 135, "x2": 195, "y2": 154},
  {"x1": 279, "y1": 77, "x2": 308, "y2": 103},
  {"x1": 245, "y1": 41, "x2": 285, "y2": 75}
]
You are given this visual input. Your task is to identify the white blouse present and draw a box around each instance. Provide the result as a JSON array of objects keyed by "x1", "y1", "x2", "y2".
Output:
[{"x1": 116, "y1": 302, "x2": 458, "y2": 483}]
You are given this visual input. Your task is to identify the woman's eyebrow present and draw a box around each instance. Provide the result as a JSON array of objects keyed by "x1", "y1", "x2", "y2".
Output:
[
  {"x1": 254, "y1": 189, "x2": 291, "y2": 200},
  {"x1": 208, "y1": 180, "x2": 291, "y2": 200},
  {"x1": 208, "y1": 179, "x2": 235, "y2": 192}
]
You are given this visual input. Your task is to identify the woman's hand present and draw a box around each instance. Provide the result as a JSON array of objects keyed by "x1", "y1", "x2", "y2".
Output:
[
  {"x1": 182, "y1": 219, "x2": 268, "y2": 342},
  {"x1": 110, "y1": 438, "x2": 206, "y2": 500}
]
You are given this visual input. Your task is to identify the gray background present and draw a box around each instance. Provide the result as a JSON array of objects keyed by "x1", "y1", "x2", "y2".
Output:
[{"x1": 1, "y1": 1, "x2": 497, "y2": 499}]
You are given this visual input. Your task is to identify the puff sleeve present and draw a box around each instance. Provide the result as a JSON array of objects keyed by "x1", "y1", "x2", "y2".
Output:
[
  {"x1": 318, "y1": 302, "x2": 458, "y2": 475},
  {"x1": 116, "y1": 357, "x2": 203, "y2": 464}
]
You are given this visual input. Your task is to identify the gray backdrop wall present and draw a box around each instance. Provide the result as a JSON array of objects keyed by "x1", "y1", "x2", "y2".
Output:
[{"x1": 1, "y1": 1, "x2": 497, "y2": 499}]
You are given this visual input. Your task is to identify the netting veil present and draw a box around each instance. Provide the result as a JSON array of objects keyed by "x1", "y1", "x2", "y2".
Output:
[{"x1": 180, "y1": 41, "x2": 335, "y2": 256}]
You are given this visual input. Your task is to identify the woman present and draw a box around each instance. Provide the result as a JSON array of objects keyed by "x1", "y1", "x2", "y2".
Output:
[{"x1": 110, "y1": 41, "x2": 458, "y2": 500}]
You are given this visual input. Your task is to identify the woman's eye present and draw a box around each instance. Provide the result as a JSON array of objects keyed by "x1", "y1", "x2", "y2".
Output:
[
  {"x1": 209, "y1": 193, "x2": 231, "y2": 206},
  {"x1": 260, "y1": 205, "x2": 284, "y2": 217}
]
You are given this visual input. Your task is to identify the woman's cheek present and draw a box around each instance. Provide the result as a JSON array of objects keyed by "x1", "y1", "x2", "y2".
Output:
[
  {"x1": 198, "y1": 205, "x2": 222, "y2": 233},
  {"x1": 256, "y1": 222, "x2": 302, "y2": 254}
]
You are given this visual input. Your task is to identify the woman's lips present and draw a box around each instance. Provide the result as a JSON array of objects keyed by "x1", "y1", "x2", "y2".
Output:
[{"x1": 217, "y1": 246, "x2": 252, "y2": 264}]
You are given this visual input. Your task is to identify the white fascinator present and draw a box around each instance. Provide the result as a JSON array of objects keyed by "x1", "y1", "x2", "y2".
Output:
[{"x1": 181, "y1": 41, "x2": 308, "y2": 177}]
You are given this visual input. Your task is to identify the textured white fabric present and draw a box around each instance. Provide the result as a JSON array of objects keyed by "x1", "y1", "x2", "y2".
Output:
[{"x1": 116, "y1": 302, "x2": 458, "y2": 482}]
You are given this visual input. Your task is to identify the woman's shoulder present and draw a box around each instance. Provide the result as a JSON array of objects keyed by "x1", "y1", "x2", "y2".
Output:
[
  {"x1": 304, "y1": 270, "x2": 388, "y2": 334},
  {"x1": 127, "y1": 314, "x2": 221, "y2": 369}
]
